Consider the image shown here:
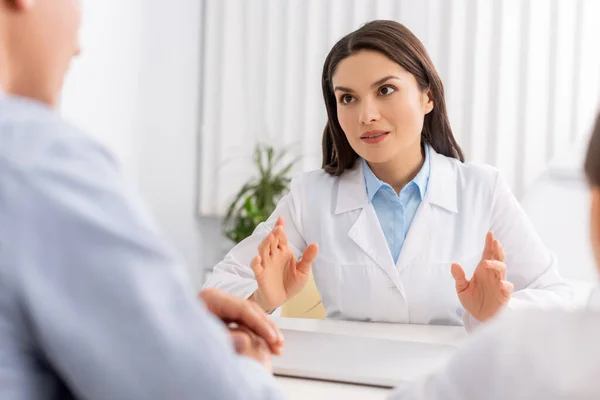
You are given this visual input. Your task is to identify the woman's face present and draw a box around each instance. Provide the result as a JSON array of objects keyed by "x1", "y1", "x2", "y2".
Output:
[{"x1": 332, "y1": 50, "x2": 433, "y2": 165}]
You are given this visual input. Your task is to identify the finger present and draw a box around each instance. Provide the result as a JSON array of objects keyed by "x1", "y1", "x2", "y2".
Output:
[
  {"x1": 229, "y1": 301, "x2": 279, "y2": 345},
  {"x1": 249, "y1": 301, "x2": 284, "y2": 354},
  {"x1": 232, "y1": 324, "x2": 280, "y2": 356},
  {"x1": 248, "y1": 330, "x2": 273, "y2": 361},
  {"x1": 260, "y1": 233, "x2": 275, "y2": 260},
  {"x1": 230, "y1": 330, "x2": 252, "y2": 353},
  {"x1": 257, "y1": 233, "x2": 272, "y2": 260},
  {"x1": 274, "y1": 225, "x2": 289, "y2": 248},
  {"x1": 494, "y1": 239, "x2": 506, "y2": 263},
  {"x1": 501, "y1": 280, "x2": 515, "y2": 296},
  {"x1": 251, "y1": 333, "x2": 269, "y2": 351},
  {"x1": 200, "y1": 289, "x2": 280, "y2": 346},
  {"x1": 483, "y1": 260, "x2": 506, "y2": 280},
  {"x1": 233, "y1": 327, "x2": 273, "y2": 370},
  {"x1": 451, "y1": 263, "x2": 469, "y2": 293},
  {"x1": 250, "y1": 255, "x2": 264, "y2": 278},
  {"x1": 275, "y1": 216, "x2": 285, "y2": 228},
  {"x1": 233, "y1": 303, "x2": 281, "y2": 352},
  {"x1": 297, "y1": 243, "x2": 319, "y2": 275},
  {"x1": 272, "y1": 232, "x2": 280, "y2": 255},
  {"x1": 481, "y1": 232, "x2": 495, "y2": 260}
]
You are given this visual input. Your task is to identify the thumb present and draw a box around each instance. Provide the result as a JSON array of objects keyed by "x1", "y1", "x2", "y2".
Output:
[
  {"x1": 451, "y1": 263, "x2": 470, "y2": 293},
  {"x1": 231, "y1": 331, "x2": 251, "y2": 354},
  {"x1": 250, "y1": 255, "x2": 264, "y2": 278},
  {"x1": 297, "y1": 244, "x2": 319, "y2": 274}
]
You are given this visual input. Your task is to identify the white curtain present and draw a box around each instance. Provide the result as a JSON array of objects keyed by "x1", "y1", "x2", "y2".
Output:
[{"x1": 198, "y1": 0, "x2": 600, "y2": 216}]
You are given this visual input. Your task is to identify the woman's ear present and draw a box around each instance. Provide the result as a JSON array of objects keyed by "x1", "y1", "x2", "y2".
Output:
[{"x1": 422, "y1": 89, "x2": 434, "y2": 115}]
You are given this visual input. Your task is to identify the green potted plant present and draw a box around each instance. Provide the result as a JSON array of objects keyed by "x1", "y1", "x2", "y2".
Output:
[{"x1": 223, "y1": 143, "x2": 298, "y2": 244}]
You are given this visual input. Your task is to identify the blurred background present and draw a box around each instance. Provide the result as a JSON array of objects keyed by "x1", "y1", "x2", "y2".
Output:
[{"x1": 60, "y1": 0, "x2": 600, "y2": 292}]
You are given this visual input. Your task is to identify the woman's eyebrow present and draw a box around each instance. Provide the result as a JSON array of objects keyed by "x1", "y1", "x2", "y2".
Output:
[
  {"x1": 333, "y1": 85, "x2": 354, "y2": 93},
  {"x1": 333, "y1": 75, "x2": 401, "y2": 93},
  {"x1": 371, "y1": 75, "x2": 401, "y2": 88}
]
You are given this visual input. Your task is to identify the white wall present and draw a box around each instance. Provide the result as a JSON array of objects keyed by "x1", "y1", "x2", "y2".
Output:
[
  {"x1": 60, "y1": 0, "x2": 145, "y2": 179},
  {"x1": 61, "y1": 0, "x2": 205, "y2": 288},
  {"x1": 197, "y1": 0, "x2": 600, "y2": 276},
  {"x1": 198, "y1": 0, "x2": 600, "y2": 217}
]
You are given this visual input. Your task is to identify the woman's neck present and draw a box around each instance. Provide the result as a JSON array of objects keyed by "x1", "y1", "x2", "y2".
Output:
[{"x1": 367, "y1": 143, "x2": 425, "y2": 195}]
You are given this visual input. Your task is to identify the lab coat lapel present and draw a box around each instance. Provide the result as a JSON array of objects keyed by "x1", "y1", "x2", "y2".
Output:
[
  {"x1": 348, "y1": 205, "x2": 400, "y2": 285},
  {"x1": 395, "y1": 201, "x2": 434, "y2": 268},
  {"x1": 396, "y1": 149, "x2": 459, "y2": 268},
  {"x1": 336, "y1": 161, "x2": 400, "y2": 287}
]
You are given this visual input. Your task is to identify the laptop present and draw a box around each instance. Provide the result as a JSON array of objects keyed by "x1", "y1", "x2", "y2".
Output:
[{"x1": 272, "y1": 329, "x2": 458, "y2": 388}]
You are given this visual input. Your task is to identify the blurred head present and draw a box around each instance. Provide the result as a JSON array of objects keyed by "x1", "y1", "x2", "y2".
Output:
[
  {"x1": 0, "y1": 0, "x2": 82, "y2": 107},
  {"x1": 321, "y1": 20, "x2": 464, "y2": 176},
  {"x1": 585, "y1": 113, "x2": 600, "y2": 271}
]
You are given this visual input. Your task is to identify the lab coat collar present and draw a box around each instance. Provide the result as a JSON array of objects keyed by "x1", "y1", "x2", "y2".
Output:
[
  {"x1": 335, "y1": 146, "x2": 459, "y2": 215},
  {"x1": 426, "y1": 148, "x2": 459, "y2": 214},
  {"x1": 335, "y1": 160, "x2": 369, "y2": 214}
]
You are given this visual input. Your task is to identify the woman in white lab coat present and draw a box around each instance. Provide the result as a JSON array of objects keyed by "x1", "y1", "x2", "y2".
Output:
[
  {"x1": 391, "y1": 113, "x2": 600, "y2": 399},
  {"x1": 204, "y1": 20, "x2": 572, "y2": 330}
]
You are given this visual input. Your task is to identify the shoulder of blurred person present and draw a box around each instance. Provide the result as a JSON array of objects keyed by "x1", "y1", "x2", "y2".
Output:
[
  {"x1": 0, "y1": 93, "x2": 163, "y2": 235},
  {"x1": 0, "y1": 95, "x2": 118, "y2": 173},
  {"x1": 390, "y1": 305, "x2": 600, "y2": 400}
]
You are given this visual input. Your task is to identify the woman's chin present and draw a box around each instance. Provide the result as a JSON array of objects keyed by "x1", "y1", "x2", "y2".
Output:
[{"x1": 359, "y1": 152, "x2": 395, "y2": 165}]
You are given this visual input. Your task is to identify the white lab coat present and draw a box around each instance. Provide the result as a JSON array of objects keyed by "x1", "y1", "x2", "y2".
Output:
[
  {"x1": 205, "y1": 148, "x2": 573, "y2": 329},
  {"x1": 390, "y1": 287, "x2": 600, "y2": 400}
]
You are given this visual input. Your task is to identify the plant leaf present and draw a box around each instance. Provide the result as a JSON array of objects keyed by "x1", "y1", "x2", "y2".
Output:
[
  {"x1": 224, "y1": 182, "x2": 257, "y2": 222},
  {"x1": 223, "y1": 143, "x2": 300, "y2": 244}
]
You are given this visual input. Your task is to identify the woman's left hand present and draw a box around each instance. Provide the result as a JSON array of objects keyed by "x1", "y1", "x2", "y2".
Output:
[{"x1": 451, "y1": 232, "x2": 515, "y2": 322}]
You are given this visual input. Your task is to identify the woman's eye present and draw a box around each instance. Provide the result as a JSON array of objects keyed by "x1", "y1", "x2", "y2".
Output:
[
  {"x1": 379, "y1": 85, "x2": 396, "y2": 96},
  {"x1": 340, "y1": 95, "x2": 356, "y2": 104}
]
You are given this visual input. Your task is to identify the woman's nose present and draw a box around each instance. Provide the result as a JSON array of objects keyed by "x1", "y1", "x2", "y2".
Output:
[{"x1": 359, "y1": 98, "x2": 381, "y2": 125}]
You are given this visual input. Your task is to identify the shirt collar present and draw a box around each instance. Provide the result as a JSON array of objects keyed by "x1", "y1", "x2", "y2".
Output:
[
  {"x1": 363, "y1": 144, "x2": 431, "y2": 202},
  {"x1": 362, "y1": 158, "x2": 384, "y2": 202}
]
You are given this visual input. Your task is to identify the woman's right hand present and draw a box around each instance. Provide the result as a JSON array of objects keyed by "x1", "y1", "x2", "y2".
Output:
[{"x1": 249, "y1": 216, "x2": 319, "y2": 312}]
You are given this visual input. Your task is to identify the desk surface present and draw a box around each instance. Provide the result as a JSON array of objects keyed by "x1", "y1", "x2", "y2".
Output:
[
  {"x1": 276, "y1": 376, "x2": 391, "y2": 400},
  {"x1": 272, "y1": 317, "x2": 467, "y2": 398}
]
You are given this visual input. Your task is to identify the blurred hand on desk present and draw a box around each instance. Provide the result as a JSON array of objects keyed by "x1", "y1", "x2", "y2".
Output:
[
  {"x1": 229, "y1": 325, "x2": 274, "y2": 372},
  {"x1": 199, "y1": 288, "x2": 285, "y2": 364}
]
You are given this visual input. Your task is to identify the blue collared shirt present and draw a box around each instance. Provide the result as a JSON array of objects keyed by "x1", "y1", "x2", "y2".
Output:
[
  {"x1": 362, "y1": 145, "x2": 431, "y2": 264},
  {"x1": 0, "y1": 92, "x2": 282, "y2": 400}
]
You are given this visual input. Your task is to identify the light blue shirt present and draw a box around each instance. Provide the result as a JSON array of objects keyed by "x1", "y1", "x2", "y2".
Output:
[
  {"x1": 0, "y1": 92, "x2": 282, "y2": 400},
  {"x1": 363, "y1": 145, "x2": 430, "y2": 264}
]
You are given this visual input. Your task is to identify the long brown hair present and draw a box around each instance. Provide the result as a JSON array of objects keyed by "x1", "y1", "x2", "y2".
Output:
[
  {"x1": 585, "y1": 113, "x2": 600, "y2": 186},
  {"x1": 321, "y1": 20, "x2": 464, "y2": 176}
]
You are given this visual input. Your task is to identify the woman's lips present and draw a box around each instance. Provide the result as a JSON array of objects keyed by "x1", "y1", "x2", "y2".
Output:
[{"x1": 360, "y1": 131, "x2": 389, "y2": 144}]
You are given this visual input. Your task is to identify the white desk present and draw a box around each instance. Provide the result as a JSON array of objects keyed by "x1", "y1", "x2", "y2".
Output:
[{"x1": 272, "y1": 317, "x2": 467, "y2": 399}]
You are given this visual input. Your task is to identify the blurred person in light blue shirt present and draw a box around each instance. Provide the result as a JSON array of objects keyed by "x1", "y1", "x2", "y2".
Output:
[{"x1": 0, "y1": 1, "x2": 283, "y2": 399}]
